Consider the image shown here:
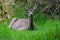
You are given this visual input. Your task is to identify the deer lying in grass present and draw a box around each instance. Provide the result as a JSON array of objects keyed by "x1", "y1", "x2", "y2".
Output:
[{"x1": 9, "y1": 5, "x2": 37, "y2": 30}]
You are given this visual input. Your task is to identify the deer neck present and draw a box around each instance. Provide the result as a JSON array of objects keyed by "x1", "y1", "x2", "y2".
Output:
[{"x1": 29, "y1": 14, "x2": 34, "y2": 30}]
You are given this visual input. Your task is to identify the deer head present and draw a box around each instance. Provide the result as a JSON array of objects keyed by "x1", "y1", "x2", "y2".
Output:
[{"x1": 25, "y1": 4, "x2": 37, "y2": 15}]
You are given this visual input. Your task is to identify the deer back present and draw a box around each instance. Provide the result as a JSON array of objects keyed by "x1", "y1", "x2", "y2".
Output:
[{"x1": 11, "y1": 19, "x2": 29, "y2": 30}]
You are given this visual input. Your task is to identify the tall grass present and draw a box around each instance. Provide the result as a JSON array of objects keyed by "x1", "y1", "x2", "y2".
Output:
[{"x1": 0, "y1": 7, "x2": 60, "y2": 40}]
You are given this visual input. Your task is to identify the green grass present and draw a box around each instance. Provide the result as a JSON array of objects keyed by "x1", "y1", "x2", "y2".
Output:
[{"x1": 0, "y1": 7, "x2": 60, "y2": 40}]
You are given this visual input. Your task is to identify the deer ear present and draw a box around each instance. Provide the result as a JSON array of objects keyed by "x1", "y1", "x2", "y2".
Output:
[
  {"x1": 25, "y1": 6, "x2": 29, "y2": 11},
  {"x1": 28, "y1": 10, "x2": 30, "y2": 12},
  {"x1": 33, "y1": 5, "x2": 37, "y2": 10}
]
